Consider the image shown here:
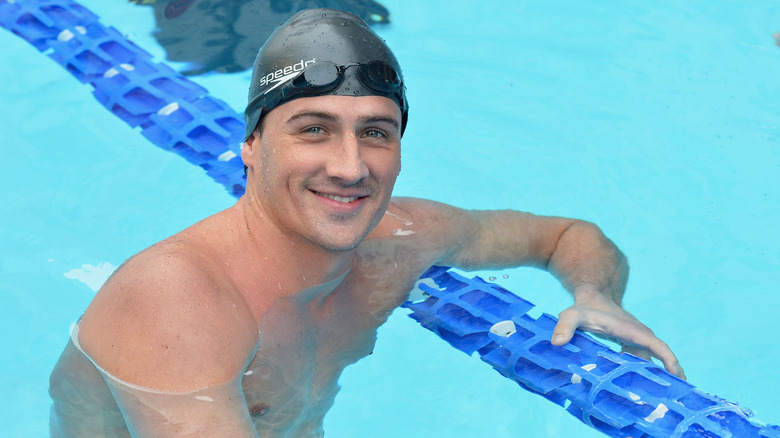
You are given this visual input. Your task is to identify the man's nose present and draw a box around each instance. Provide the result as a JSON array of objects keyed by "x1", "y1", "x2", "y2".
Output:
[{"x1": 325, "y1": 134, "x2": 369, "y2": 184}]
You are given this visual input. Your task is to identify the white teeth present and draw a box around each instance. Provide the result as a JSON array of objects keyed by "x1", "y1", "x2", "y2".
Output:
[{"x1": 319, "y1": 193, "x2": 359, "y2": 203}]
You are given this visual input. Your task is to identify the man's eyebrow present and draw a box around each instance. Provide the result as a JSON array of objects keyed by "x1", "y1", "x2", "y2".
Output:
[
  {"x1": 286, "y1": 112, "x2": 400, "y2": 130},
  {"x1": 358, "y1": 116, "x2": 400, "y2": 130},
  {"x1": 286, "y1": 111, "x2": 339, "y2": 124}
]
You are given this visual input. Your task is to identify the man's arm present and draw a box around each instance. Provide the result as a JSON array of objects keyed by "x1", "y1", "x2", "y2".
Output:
[
  {"x1": 385, "y1": 197, "x2": 685, "y2": 379},
  {"x1": 77, "y1": 248, "x2": 261, "y2": 437},
  {"x1": 542, "y1": 221, "x2": 685, "y2": 379}
]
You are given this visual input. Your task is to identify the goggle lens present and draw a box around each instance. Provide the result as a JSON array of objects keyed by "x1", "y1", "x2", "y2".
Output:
[
  {"x1": 297, "y1": 62, "x2": 341, "y2": 88},
  {"x1": 359, "y1": 60, "x2": 401, "y2": 92}
]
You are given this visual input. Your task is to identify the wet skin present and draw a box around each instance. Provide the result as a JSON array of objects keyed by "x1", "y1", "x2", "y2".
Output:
[
  {"x1": 49, "y1": 95, "x2": 685, "y2": 437},
  {"x1": 51, "y1": 96, "x2": 423, "y2": 437}
]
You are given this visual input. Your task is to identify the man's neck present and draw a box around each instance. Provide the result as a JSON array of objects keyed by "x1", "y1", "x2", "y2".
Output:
[{"x1": 227, "y1": 196, "x2": 356, "y2": 307}]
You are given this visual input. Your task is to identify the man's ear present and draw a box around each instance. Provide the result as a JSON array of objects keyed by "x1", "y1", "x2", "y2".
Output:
[{"x1": 241, "y1": 131, "x2": 260, "y2": 171}]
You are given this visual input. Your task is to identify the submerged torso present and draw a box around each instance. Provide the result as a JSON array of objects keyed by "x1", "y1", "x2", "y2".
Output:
[
  {"x1": 49, "y1": 209, "x2": 427, "y2": 438},
  {"x1": 241, "y1": 264, "x2": 415, "y2": 437}
]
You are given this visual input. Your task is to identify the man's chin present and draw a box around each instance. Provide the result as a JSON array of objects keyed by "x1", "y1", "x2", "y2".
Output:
[
  {"x1": 304, "y1": 224, "x2": 374, "y2": 253},
  {"x1": 312, "y1": 230, "x2": 368, "y2": 252},
  {"x1": 320, "y1": 241, "x2": 362, "y2": 253}
]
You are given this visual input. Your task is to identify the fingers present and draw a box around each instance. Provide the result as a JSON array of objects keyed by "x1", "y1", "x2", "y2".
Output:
[
  {"x1": 550, "y1": 304, "x2": 687, "y2": 380},
  {"x1": 642, "y1": 337, "x2": 687, "y2": 380},
  {"x1": 614, "y1": 322, "x2": 687, "y2": 380},
  {"x1": 551, "y1": 308, "x2": 579, "y2": 346},
  {"x1": 621, "y1": 345, "x2": 651, "y2": 361}
]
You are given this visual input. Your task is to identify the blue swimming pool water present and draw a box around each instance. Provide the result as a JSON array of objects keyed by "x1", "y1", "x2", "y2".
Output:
[{"x1": 1, "y1": 1, "x2": 778, "y2": 437}]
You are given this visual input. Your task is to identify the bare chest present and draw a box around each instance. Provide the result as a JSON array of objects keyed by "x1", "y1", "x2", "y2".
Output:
[{"x1": 239, "y1": 271, "x2": 415, "y2": 435}]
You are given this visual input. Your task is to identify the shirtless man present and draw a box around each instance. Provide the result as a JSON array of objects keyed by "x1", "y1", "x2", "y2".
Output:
[{"x1": 49, "y1": 8, "x2": 685, "y2": 437}]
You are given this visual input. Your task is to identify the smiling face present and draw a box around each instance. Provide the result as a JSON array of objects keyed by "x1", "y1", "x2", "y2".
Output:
[{"x1": 242, "y1": 95, "x2": 402, "y2": 252}]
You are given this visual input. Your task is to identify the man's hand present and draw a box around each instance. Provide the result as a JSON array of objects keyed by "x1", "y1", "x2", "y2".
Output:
[{"x1": 551, "y1": 290, "x2": 686, "y2": 379}]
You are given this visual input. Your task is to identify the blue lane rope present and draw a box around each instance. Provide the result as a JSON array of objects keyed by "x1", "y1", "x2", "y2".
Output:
[
  {"x1": 2, "y1": 1, "x2": 778, "y2": 437},
  {"x1": 0, "y1": 0, "x2": 247, "y2": 198},
  {"x1": 406, "y1": 267, "x2": 780, "y2": 437}
]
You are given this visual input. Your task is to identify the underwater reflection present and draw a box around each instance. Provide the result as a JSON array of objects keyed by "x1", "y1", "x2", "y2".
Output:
[{"x1": 129, "y1": 0, "x2": 391, "y2": 75}]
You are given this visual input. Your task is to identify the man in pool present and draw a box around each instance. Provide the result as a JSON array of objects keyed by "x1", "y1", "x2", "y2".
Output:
[{"x1": 49, "y1": 8, "x2": 685, "y2": 438}]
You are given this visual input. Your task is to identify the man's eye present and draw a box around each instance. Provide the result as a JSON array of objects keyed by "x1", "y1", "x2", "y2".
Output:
[
  {"x1": 304, "y1": 126, "x2": 324, "y2": 134},
  {"x1": 365, "y1": 129, "x2": 385, "y2": 138}
]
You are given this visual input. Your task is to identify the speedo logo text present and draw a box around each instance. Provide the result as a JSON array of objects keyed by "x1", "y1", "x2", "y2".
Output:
[{"x1": 261, "y1": 58, "x2": 317, "y2": 94}]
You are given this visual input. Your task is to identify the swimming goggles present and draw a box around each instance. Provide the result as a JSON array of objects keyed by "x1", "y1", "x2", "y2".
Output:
[{"x1": 248, "y1": 60, "x2": 407, "y2": 120}]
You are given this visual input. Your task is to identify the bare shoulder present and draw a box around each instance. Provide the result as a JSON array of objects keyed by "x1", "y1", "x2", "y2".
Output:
[
  {"x1": 359, "y1": 197, "x2": 479, "y2": 274},
  {"x1": 372, "y1": 197, "x2": 476, "y2": 240},
  {"x1": 78, "y1": 241, "x2": 258, "y2": 392}
]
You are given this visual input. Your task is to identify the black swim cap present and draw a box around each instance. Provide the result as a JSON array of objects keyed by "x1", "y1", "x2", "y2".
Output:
[{"x1": 243, "y1": 8, "x2": 408, "y2": 140}]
